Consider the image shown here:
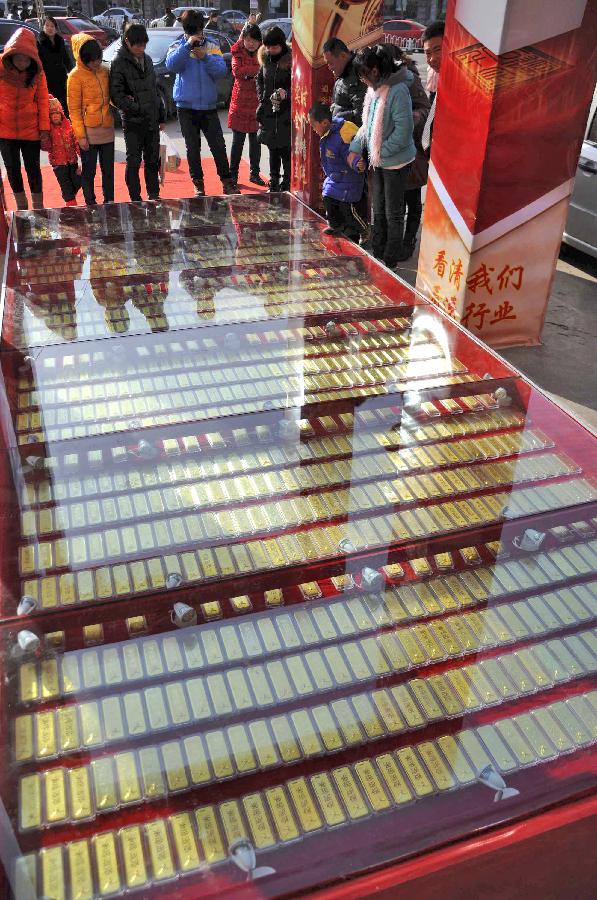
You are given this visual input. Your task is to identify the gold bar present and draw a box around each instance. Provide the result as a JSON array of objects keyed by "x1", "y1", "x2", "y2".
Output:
[
  {"x1": 19, "y1": 773, "x2": 41, "y2": 829},
  {"x1": 205, "y1": 730, "x2": 234, "y2": 778},
  {"x1": 68, "y1": 766, "x2": 92, "y2": 819},
  {"x1": 170, "y1": 812, "x2": 202, "y2": 872},
  {"x1": 123, "y1": 692, "x2": 147, "y2": 737},
  {"x1": 195, "y1": 806, "x2": 226, "y2": 862},
  {"x1": 120, "y1": 826, "x2": 148, "y2": 888},
  {"x1": 436, "y1": 734, "x2": 476, "y2": 784},
  {"x1": 145, "y1": 820, "x2": 175, "y2": 881},
  {"x1": 15, "y1": 714, "x2": 34, "y2": 761},
  {"x1": 550, "y1": 700, "x2": 592, "y2": 747},
  {"x1": 476, "y1": 724, "x2": 517, "y2": 772},
  {"x1": 354, "y1": 759, "x2": 391, "y2": 811},
  {"x1": 371, "y1": 688, "x2": 407, "y2": 732},
  {"x1": 311, "y1": 704, "x2": 344, "y2": 751},
  {"x1": 36, "y1": 710, "x2": 57, "y2": 758},
  {"x1": 408, "y1": 678, "x2": 444, "y2": 721},
  {"x1": 310, "y1": 772, "x2": 347, "y2": 825},
  {"x1": 67, "y1": 840, "x2": 93, "y2": 900},
  {"x1": 114, "y1": 751, "x2": 142, "y2": 803},
  {"x1": 288, "y1": 777, "x2": 324, "y2": 831},
  {"x1": 92, "y1": 758, "x2": 118, "y2": 811},
  {"x1": 19, "y1": 661, "x2": 38, "y2": 703},
  {"x1": 44, "y1": 768, "x2": 68, "y2": 823},
  {"x1": 265, "y1": 786, "x2": 300, "y2": 842},
  {"x1": 243, "y1": 793, "x2": 277, "y2": 848},
  {"x1": 396, "y1": 747, "x2": 434, "y2": 797},
  {"x1": 161, "y1": 740, "x2": 189, "y2": 791},
  {"x1": 457, "y1": 730, "x2": 493, "y2": 774},
  {"x1": 375, "y1": 752, "x2": 413, "y2": 804},
  {"x1": 228, "y1": 724, "x2": 257, "y2": 772},
  {"x1": 351, "y1": 694, "x2": 385, "y2": 738},
  {"x1": 271, "y1": 715, "x2": 301, "y2": 763},
  {"x1": 418, "y1": 741, "x2": 456, "y2": 791},
  {"x1": 40, "y1": 846, "x2": 65, "y2": 900}
]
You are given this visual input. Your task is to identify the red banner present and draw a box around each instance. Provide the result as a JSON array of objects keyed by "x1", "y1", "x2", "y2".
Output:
[{"x1": 417, "y1": 0, "x2": 597, "y2": 347}]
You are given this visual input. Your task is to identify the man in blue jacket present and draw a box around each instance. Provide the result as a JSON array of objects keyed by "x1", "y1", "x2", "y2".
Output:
[
  {"x1": 166, "y1": 9, "x2": 238, "y2": 194},
  {"x1": 308, "y1": 102, "x2": 366, "y2": 241}
]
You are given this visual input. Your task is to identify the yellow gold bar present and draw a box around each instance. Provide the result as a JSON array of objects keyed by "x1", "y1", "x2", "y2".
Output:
[
  {"x1": 550, "y1": 700, "x2": 592, "y2": 747},
  {"x1": 92, "y1": 758, "x2": 118, "y2": 812},
  {"x1": 219, "y1": 799, "x2": 247, "y2": 845},
  {"x1": 139, "y1": 746, "x2": 167, "y2": 798},
  {"x1": 19, "y1": 661, "x2": 38, "y2": 703},
  {"x1": 249, "y1": 720, "x2": 280, "y2": 768},
  {"x1": 271, "y1": 715, "x2": 301, "y2": 763},
  {"x1": 114, "y1": 751, "x2": 142, "y2": 804},
  {"x1": 123, "y1": 692, "x2": 148, "y2": 736},
  {"x1": 40, "y1": 658, "x2": 60, "y2": 699},
  {"x1": 390, "y1": 684, "x2": 426, "y2": 728},
  {"x1": 68, "y1": 766, "x2": 92, "y2": 819},
  {"x1": 195, "y1": 806, "x2": 227, "y2": 862},
  {"x1": 354, "y1": 759, "x2": 391, "y2": 811},
  {"x1": 122, "y1": 644, "x2": 143, "y2": 681},
  {"x1": 418, "y1": 741, "x2": 456, "y2": 791},
  {"x1": 243, "y1": 793, "x2": 277, "y2": 848},
  {"x1": 228, "y1": 724, "x2": 257, "y2": 772},
  {"x1": 145, "y1": 820, "x2": 175, "y2": 881},
  {"x1": 44, "y1": 767, "x2": 67, "y2": 823},
  {"x1": 437, "y1": 734, "x2": 476, "y2": 784},
  {"x1": 205, "y1": 730, "x2": 234, "y2": 778},
  {"x1": 396, "y1": 746, "x2": 435, "y2": 797},
  {"x1": 15, "y1": 714, "x2": 34, "y2": 761},
  {"x1": 408, "y1": 679, "x2": 444, "y2": 721},
  {"x1": 247, "y1": 665, "x2": 275, "y2": 706},
  {"x1": 291, "y1": 709, "x2": 324, "y2": 756},
  {"x1": 332, "y1": 766, "x2": 369, "y2": 818},
  {"x1": 36, "y1": 710, "x2": 57, "y2": 758},
  {"x1": 444, "y1": 669, "x2": 482, "y2": 711},
  {"x1": 397, "y1": 631, "x2": 427, "y2": 666},
  {"x1": 288, "y1": 777, "x2": 323, "y2": 832},
  {"x1": 310, "y1": 771, "x2": 347, "y2": 826},
  {"x1": 375, "y1": 752, "x2": 413, "y2": 804},
  {"x1": 81, "y1": 651, "x2": 102, "y2": 689},
  {"x1": 19, "y1": 773, "x2": 41, "y2": 829},
  {"x1": 371, "y1": 688, "x2": 406, "y2": 733},
  {"x1": 120, "y1": 826, "x2": 148, "y2": 888},
  {"x1": 161, "y1": 740, "x2": 189, "y2": 791},
  {"x1": 265, "y1": 786, "x2": 300, "y2": 842},
  {"x1": 170, "y1": 812, "x2": 202, "y2": 872},
  {"x1": 40, "y1": 846, "x2": 65, "y2": 900},
  {"x1": 67, "y1": 840, "x2": 93, "y2": 900}
]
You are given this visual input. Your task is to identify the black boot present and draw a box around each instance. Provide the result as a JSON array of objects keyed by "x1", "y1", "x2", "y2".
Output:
[
  {"x1": 250, "y1": 172, "x2": 267, "y2": 186},
  {"x1": 268, "y1": 177, "x2": 280, "y2": 192},
  {"x1": 395, "y1": 240, "x2": 416, "y2": 262}
]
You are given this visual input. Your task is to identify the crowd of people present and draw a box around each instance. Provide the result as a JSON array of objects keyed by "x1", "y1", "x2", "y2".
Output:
[{"x1": 0, "y1": 9, "x2": 445, "y2": 263}]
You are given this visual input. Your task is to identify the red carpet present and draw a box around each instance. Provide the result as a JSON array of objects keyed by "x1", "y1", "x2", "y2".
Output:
[{"x1": 2, "y1": 158, "x2": 267, "y2": 210}]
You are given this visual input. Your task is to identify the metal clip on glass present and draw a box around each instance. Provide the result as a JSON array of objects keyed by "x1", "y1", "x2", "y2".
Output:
[
  {"x1": 512, "y1": 529, "x2": 546, "y2": 552},
  {"x1": 170, "y1": 602, "x2": 197, "y2": 628},
  {"x1": 229, "y1": 838, "x2": 276, "y2": 881}
]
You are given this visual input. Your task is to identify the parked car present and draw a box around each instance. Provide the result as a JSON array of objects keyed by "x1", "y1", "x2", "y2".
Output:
[
  {"x1": 28, "y1": 16, "x2": 111, "y2": 49},
  {"x1": 32, "y1": 7, "x2": 120, "y2": 41},
  {"x1": 93, "y1": 7, "x2": 141, "y2": 27},
  {"x1": 563, "y1": 88, "x2": 597, "y2": 258},
  {"x1": 103, "y1": 27, "x2": 233, "y2": 124},
  {"x1": 258, "y1": 17, "x2": 292, "y2": 41},
  {"x1": 0, "y1": 17, "x2": 38, "y2": 51},
  {"x1": 219, "y1": 9, "x2": 246, "y2": 36},
  {"x1": 383, "y1": 18, "x2": 425, "y2": 44}
]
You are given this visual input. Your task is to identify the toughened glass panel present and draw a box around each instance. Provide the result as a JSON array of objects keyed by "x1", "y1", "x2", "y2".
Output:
[{"x1": 0, "y1": 194, "x2": 595, "y2": 900}]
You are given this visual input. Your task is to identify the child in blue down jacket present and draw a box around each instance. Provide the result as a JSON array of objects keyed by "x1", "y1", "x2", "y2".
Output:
[{"x1": 308, "y1": 101, "x2": 366, "y2": 241}]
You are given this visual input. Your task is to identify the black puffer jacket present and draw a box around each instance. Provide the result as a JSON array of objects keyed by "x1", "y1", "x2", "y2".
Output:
[
  {"x1": 109, "y1": 42, "x2": 163, "y2": 128},
  {"x1": 256, "y1": 43, "x2": 291, "y2": 150},
  {"x1": 37, "y1": 31, "x2": 72, "y2": 112},
  {"x1": 330, "y1": 54, "x2": 366, "y2": 127}
]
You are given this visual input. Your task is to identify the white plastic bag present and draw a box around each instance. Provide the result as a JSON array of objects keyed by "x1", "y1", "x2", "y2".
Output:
[{"x1": 159, "y1": 132, "x2": 181, "y2": 182}]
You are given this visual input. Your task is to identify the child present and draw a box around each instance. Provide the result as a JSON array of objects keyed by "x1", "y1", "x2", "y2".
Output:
[
  {"x1": 0, "y1": 27, "x2": 49, "y2": 209},
  {"x1": 228, "y1": 23, "x2": 264, "y2": 187},
  {"x1": 348, "y1": 45, "x2": 415, "y2": 269},
  {"x1": 308, "y1": 102, "x2": 365, "y2": 241},
  {"x1": 67, "y1": 34, "x2": 115, "y2": 206},
  {"x1": 109, "y1": 23, "x2": 163, "y2": 202},
  {"x1": 42, "y1": 96, "x2": 81, "y2": 206},
  {"x1": 256, "y1": 25, "x2": 291, "y2": 192}
]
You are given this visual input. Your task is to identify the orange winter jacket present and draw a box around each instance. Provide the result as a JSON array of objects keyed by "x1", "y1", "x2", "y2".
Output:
[
  {"x1": 0, "y1": 27, "x2": 50, "y2": 141},
  {"x1": 67, "y1": 33, "x2": 113, "y2": 143}
]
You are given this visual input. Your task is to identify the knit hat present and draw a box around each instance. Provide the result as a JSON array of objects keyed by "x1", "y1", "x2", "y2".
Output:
[{"x1": 48, "y1": 96, "x2": 63, "y2": 117}]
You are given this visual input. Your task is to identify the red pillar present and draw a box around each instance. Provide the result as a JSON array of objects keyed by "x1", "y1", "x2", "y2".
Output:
[
  {"x1": 416, "y1": 0, "x2": 597, "y2": 347},
  {"x1": 290, "y1": 0, "x2": 384, "y2": 210}
]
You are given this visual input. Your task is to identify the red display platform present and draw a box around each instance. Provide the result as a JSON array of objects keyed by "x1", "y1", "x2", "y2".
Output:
[{"x1": 0, "y1": 193, "x2": 595, "y2": 900}]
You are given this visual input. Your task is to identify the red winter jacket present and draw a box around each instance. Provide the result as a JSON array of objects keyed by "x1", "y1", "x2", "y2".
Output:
[
  {"x1": 0, "y1": 27, "x2": 49, "y2": 140},
  {"x1": 227, "y1": 38, "x2": 260, "y2": 133},
  {"x1": 41, "y1": 97, "x2": 79, "y2": 166}
]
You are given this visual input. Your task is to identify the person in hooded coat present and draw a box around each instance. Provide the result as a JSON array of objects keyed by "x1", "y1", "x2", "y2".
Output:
[
  {"x1": 0, "y1": 26, "x2": 50, "y2": 209},
  {"x1": 67, "y1": 33, "x2": 115, "y2": 205}
]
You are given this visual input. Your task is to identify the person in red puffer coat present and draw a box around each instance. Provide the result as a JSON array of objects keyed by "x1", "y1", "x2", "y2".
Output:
[
  {"x1": 0, "y1": 26, "x2": 50, "y2": 209},
  {"x1": 41, "y1": 96, "x2": 81, "y2": 205},
  {"x1": 228, "y1": 23, "x2": 264, "y2": 188}
]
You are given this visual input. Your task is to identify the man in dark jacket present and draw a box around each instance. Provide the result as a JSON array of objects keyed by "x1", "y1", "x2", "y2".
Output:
[
  {"x1": 323, "y1": 37, "x2": 367, "y2": 127},
  {"x1": 109, "y1": 23, "x2": 164, "y2": 201}
]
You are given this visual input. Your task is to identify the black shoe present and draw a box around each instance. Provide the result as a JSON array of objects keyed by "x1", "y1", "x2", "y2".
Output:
[
  {"x1": 323, "y1": 226, "x2": 342, "y2": 235},
  {"x1": 193, "y1": 180, "x2": 205, "y2": 197},
  {"x1": 268, "y1": 179, "x2": 280, "y2": 192},
  {"x1": 250, "y1": 173, "x2": 267, "y2": 186},
  {"x1": 222, "y1": 178, "x2": 241, "y2": 195},
  {"x1": 279, "y1": 180, "x2": 290, "y2": 192}
]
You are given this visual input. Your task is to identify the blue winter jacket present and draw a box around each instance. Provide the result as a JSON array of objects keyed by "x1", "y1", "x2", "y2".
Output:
[
  {"x1": 165, "y1": 34, "x2": 226, "y2": 110},
  {"x1": 320, "y1": 117, "x2": 365, "y2": 203}
]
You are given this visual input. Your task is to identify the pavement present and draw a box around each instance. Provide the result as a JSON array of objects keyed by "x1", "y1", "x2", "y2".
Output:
[{"x1": 31, "y1": 59, "x2": 597, "y2": 427}]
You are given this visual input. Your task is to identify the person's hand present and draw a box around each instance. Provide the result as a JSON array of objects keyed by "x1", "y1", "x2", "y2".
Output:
[
  {"x1": 79, "y1": 138, "x2": 89, "y2": 151},
  {"x1": 277, "y1": 88, "x2": 287, "y2": 100},
  {"x1": 356, "y1": 158, "x2": 366, "y2": 172},
  {"x1": 40, "y1": 130, "x2": 49, "y2": 142}
]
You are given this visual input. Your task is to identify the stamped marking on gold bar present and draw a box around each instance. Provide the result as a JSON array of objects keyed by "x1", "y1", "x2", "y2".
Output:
[
  {"x1": 145, "y1": 819, "x2": 175, "y2": 881},
  {"x1": 94, "y1": 832, "x2": 121, "y2": 895},
  {"x1": 120, "y1": 825, "x2": 148, "y2": 888}
]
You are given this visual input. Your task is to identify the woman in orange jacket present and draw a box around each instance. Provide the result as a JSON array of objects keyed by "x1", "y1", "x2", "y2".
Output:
[
  {"x1": 0, "y1": 27, "x2": 50, "y2": 209},
  {"x1": 67, "y1": 33, "x2": 114, "y2": 205}
]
